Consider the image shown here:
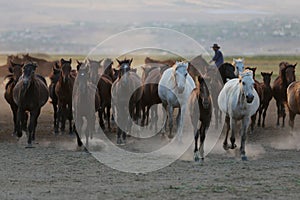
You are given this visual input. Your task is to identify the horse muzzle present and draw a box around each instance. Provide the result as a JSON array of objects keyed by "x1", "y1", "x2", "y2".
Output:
[
  {"x1": 178, "y1": 86, "x2": 184, "y2": 94},
  {"x1": 246, "y1": 94, "x2": 254, "y2": 103}
]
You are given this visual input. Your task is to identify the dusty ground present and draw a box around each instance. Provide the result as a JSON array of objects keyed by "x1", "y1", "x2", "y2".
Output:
[{"x1": 0, "y1": 77, "x2": 300, "y2": 200}]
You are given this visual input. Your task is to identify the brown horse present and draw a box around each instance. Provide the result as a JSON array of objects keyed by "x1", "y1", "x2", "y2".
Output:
[
  {"x1": 4, "y1": 61, "x2": 24, "y2": 135},
  {"x1": 272, "y1": 62, "x2": 297, "y2": 127},
  {"x1": 48, "y1": 63, "x2": 61, "y2": 132},
  {"x1": 55, "y1": 58, "x2": 74, "y2": 134},
  {"x1": 258, "y1": 72, "x2": 273, "y2": 127},
  {"x1": 97, "y1": 58, "x2": 114, "y2": 131},
  {"x1": 145, "y1": 56, "x2": 175, "y2": 67},
  {"x1": 112, "y1": 58, "x2": 143, "y2": 144},
  {"x1": 22, "y1": 53, "x2": 58, "y2": 77},
  {"x1": 287, "y1": 81, "x2": 300, "y2": 129},
  {"x1": 189, "y1": 75, "x2": 212, "y2": 162},
  {"x1": 245, "y1": 67, "x2": 263, "y2": 132},
  {"x1": 13, "y1": 63, "x2": 49, "y2": 147}
]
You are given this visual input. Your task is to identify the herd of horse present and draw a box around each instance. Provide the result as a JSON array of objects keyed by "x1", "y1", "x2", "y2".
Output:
[{"x1": 2, "y1": 54, "x2": 299, "y2": 161}]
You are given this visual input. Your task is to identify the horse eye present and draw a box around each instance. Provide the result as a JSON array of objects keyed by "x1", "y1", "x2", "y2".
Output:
[
  {"x1": 242, "y1": 82, "x2": 245, "y2": 85},
  {"x1": 185, "y1": 73, "x2": 188, "y2": 77}
]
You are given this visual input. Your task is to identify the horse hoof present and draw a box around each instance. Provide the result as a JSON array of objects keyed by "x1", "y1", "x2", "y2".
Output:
[
  {"x1": 25, "y1": 144, "x2": 35, "y2": 148},
  {"x1": 241, "y1": 155, "x2": 248, "y2": 161},
  {"x1": 223, "y1": 144, "x2": 230, "y2": 150}
]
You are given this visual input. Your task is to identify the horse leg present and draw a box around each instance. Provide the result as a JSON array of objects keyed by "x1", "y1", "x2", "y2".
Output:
[
  {"x1": 240, "y1": 117, "x2": 250, "y2": 161},
  {"x1": 223, "y1": 116, "x2": 230, "y2": 150},
  {"x1": 257, "y1": 105, "x2": 263, "y2": 127},
  {"x1": 194, "y1": 129, "x2": 200, "y2": 162},
  {"x1": 60, "y1": 105, "x2": 66, "y2": 133},
  {"x1": 161, "y1": 103, "x2": 168, "y2": 135},
  {"x1": 11, "y1": 104, "x2": 18, "y2": 136},
  {"x1": 289, "y1": 111, "x2": 296, "y2": 130},
  {"x1": 68, "y1": 106, "x2": 73, "y2": 135},
  {"x1": 250, "y1": 113, "x2": 256, "y2": 134},
  {"x1": 117, "y1": 127, "x2": 122, "y2": 145},
  {"x1": 230, "y1": 118, "x2": 237, "y2": 149},
  {"x1": 99, "y1": 106, "x2": 105, "y2": 130},
  {"x1": 177, "y1": 107, "x2": 185, "y2": 142},
  {"x1": 199, "y1": 122, "x2": 206, "y2": 160},
  {"x1": 16, "y1": 108, "x2": 25, "y2": 138},
  {"x1": 262, "y1": 104, "x2": 269, "y2": 128},
  {"x1": 27, "y1": 109, "x2": 40, "y2": 148},
  {"x1": 214, "y1": 106, "x2": 219, "y2": 129},
  {"x1": 167, "y1": 104, "x2": 174, "y2": 138},
  {"x1": 73, "y1": 124, "x2": 83, "y2": 147},
  {"x1": 52, "y1": 103, "x2": 58, "y2": 133},
  {"x1": 282, "y1": 103, "x2": 286, "y2": 127},
  {"x1": 141, "y1": 105, "x2": 146, "y2": 127},
  {"x1": 276, "y1": 101, "x2": 281, "y2": 126},
  {"x1": 107, "y1": 105, "x2": 111, "y2": 131}
]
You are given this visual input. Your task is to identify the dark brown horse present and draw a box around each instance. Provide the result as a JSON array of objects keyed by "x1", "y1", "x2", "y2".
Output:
[
  {"x1": 189, "y1": 75, "x2": 212, "y2": 162},
  {"x1": 13, "y1": 63, "x2": 49, "y2": 147},
  {"x1": 97, "y1": 58, "x2": 114, "y2": 131},
  {"x1": 111, "y1": 58, "x2": 143, "y2": 144},
  {"x1": 258, "y1": 72, "x2": 273, "y2": 127},
  {"x1": 48, "y1": 63, "x2": 61, "y2": 132},
  {"x1": 245, "y1": 67, "x2": 263, "y2": 132},
  {"x1": 272, "y1": 62, "x2": 297, "y2": 127},
  {"x1": 22, "y1": 53, "x2": 58, "y2": 77},
  {"x1": 4, "y1": 61, "x2": 24, "y2": 135},
  {"x1": 287, "y1": 81, "x2": 300, "y2": 129},
  {"x1": 218, "y1": 63, "x2": 237, "y2": 84},
  {"x1": 55, "y1": 58, "x2": 74, "y2": 134}
]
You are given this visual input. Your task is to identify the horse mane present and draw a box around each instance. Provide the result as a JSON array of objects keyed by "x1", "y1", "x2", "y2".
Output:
[
  {"x1": 4, "y1": 74, "x2": 15, "y2": 90},
  {"x1": 239, "y1": 69, "x2": 253, "y2": 79}
]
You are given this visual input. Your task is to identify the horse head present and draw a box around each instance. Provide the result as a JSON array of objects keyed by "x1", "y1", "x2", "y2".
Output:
[
  {"x1": 233, "y1": 58, "x2": 245, "y2": 76},
  {"x1": 245, "y1": 67, "x2": 257, "y2": 79},
  {"x1": 22, "y1": 62, "x2": 37, "y2": 91},
  {"x1": 60, "y1": 58, "x2": 72, "y2": 83},
  {"x1": 9, "y1": 61, "x2": 24, "y2": 81},
  {"x1": 77, "y1": 66, "x2": 89, "y2": 92},
  {"x1": 116, "y1": 58, "x2": 133, "y2": 85},
  {"x1": 101, "y1": 58, "x2": 114, "y2": 79},
  {"x1": 239, "y1": 69, "x2": 255, "y2": 103},
  {"x1": 174, "y1": 61, "x2": 188, "y2": 94},
  {"x1": 198, "y1": 75, "x2": 210, "y2": 109},
  {"x1": 283, "y1": 63, "x2": 297, "y2": 86},
  {"x1": 86, "y1": 58, "x2": 102, "y2": 85},
  {"x1": 261, "y1": 71, "x2": 273, "y2": 86}
]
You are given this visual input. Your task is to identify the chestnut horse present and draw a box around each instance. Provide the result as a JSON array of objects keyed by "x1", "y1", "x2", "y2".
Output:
[
  {"x1": 272, "y1": 62, "x2": 296, "y2": 127},
  {"x1": 287, "y1": 81, "x2": 300, "y2": 129},
  {"x1": 13, "y1": 63, "x2": 49, "y2": 147},
  {"x1": 55, "y1": 58, "x2": 74, "y2": 134}
]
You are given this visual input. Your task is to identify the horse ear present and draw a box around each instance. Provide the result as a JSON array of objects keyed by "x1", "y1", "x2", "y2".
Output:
[
  {"x1": 261, "y1": 72, "x2": 264, "y2": 76},
  {"x1": 129, "y1": 58, "x2": 133, "y2": 65},
  {"x1": 55, "y1": 62, "x2": 60, "y2": 69},
  {"x1": 76, "y1": 60, "x2": 81, "y2": 65},
  {"x1": 270, "y1": 71, "x2": 273, "y2": 75},
  {"x1": 116, "y1": 58, "x2": 121, "y2": 65},
  {"x1": 69, "y1": 58, "x2": 72, "y2": 63},
  {"x1": 293, "y1": 63, "x2": 297, "y2": 68},
  {"x1": 184, "y1": 62, "x2": 189, "y2": 69}
]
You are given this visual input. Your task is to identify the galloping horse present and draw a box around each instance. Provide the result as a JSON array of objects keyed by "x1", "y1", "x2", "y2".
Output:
[
  {"x1": 13, "y1": 63, "x2": 49, "y2": 147},
  {"x1": 97, "y1": 58, "x2": 114, "y2": 131},
  {"x1": 257, "y1": 72, "x2": 273, "y2": 127},
  {"x1": 272, "y1": 62, "x2": 296, "y2": 127},
  {"x1": 111, "y1": 58, "x2": 143, "y2": 144},
  {"x1": 55, "y1": 58, "x2": 74, "y2": 134},
  {"x1": 218, "y1": 63, "x2": 236, "y2": 84},
  {"x1": 4, "y1": 61, "x2": 24, "y2": 135},
  {"x1": 189, "y1": 75, "x2": 212, "y2": 162},
  {"x1": 73, "y1": 66, "x2": 100, "y2": 147},
  {"x1": 48, "y1": 63, "x2": 61, "y2": 132},
  {"x1": 158, "y1": 61, "x2": 196, "y2": 139},
  {"x1": 232, "y1": 58, "x2": 245, "y2": 76},
  {"x1": 287, "y1": 81, "x2": 300, "y2": 129},
  {"x1": 218, "y1": 70, "x2": 259, "y2": 160}
]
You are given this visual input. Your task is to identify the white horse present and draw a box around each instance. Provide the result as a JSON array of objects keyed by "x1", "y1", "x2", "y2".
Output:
[
  {"x1": 218, "y1": 69, "x2": 259, "y2": 160},
  {"x1": 233, "y1": 58, "x2": 244, "y2": 76},
  {"x1": 158, "y1": 61, "x2": 196, "y2": 140}
]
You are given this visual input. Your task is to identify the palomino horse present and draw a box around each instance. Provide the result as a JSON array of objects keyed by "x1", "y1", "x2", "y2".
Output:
[
  {"x1": 272, "y1": 62, "x2": 296, "y2": 127},
  {"x1": 4, "y1": 61, "x2": 24, "y2": 135},
  {"x1": 218, "y1": 70, "x2": 259, "y2": 160},
  {"x1": 48, "y1": 63, "x2": 61, "y2": 132},
  {"x1": 73, "y1": 66, "x2": 100, "y2": 147},
  {"x1": 189, "y1": 75, "x2": 212, "y2": 162},
  {"x1": 232, "y1": 58, "x2": 245, "y2": 76},
  {"x1": 13, "y1": 63, "x2": 49, "y2": 147},
  {"x1": 97, "y1": 58, "x2": 114, "y2": 131},
  {"x1": 257, "y1": 72, "x2": 273, "y2": 127},
  {"x1": 111, "y1": 58, "x2": 143, "y2": 144},
  {"x1": 287, "y1": 81, "x2": 300, "y2": 129},
  {"x1": 158, "y1": 61, "x2": 196, "y2": 139},
  {"x1": 55, "y1": 58, "x2": 74, "y2": 134}
]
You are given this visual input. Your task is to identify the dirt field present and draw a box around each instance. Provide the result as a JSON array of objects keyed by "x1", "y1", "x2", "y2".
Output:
[{"x1": 0, "y1": 74, "x2": 300, "y2": 200}]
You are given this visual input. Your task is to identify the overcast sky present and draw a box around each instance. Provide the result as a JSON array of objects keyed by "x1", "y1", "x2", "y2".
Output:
[{"x1": 1, "y1": 0, "x2": 299, "y2": 29}]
